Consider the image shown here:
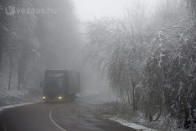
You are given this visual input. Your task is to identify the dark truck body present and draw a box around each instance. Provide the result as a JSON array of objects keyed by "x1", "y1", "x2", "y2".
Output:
[{"x1": 43, "y1": 70, "x2": 80, "y2": 102}]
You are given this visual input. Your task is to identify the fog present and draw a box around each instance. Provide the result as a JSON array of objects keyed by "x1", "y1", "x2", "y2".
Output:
[
  {"x1": 72, "y1": 0, "x2": 167, "y2": 22},
  {"x1": 0, "y1": 0, "x2": 196, "y2": 130},
  {"x1": 0, "y1": 0, "x2": 111, "y2": 96}
]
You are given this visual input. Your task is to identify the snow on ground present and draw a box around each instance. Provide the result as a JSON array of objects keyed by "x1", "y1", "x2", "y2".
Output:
[
  {"x1": 0, "y1": 89, "x2": 41, "y2": 107},
  {"x1": 110, "y1": 116, "x2": 157, "y2": 131},
  {"x1": 0, "y1": 72, "x2": 41, "y2": 108},
  {"x1": 0, "y1": 86, "x2": 41, "y2": 107},
  {"x1": 5, "y1": 89, "x2": 28, "y2": 97}
]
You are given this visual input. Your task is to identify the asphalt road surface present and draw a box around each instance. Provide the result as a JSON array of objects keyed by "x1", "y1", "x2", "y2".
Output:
[{"x1": 0, "y1": 95, "x2": 135, "y2": 131}]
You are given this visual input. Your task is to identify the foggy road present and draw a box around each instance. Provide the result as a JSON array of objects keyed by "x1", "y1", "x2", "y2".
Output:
[{"x1": 0, "y1": 95, "x2": 135, "y2": 131}]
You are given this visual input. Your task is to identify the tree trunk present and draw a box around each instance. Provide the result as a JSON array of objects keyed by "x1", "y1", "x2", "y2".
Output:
[
  {"x1": 132, "y1": 81, "x2": 136, "y2": 112},
  {"x1": 17, "y1": 40, "x2": 30, "y2": 90},
  {"x1": 18, "y1": 61, "x2": 25, "y2": 90},
  {"x1": 17, "y1": 52, "x2": 26, "y2": 90},
  {"x1": 0, "y1": 48, "x2": 3, "y2": 71},
  {"x1": 8, "y1": 54, "x2": 13, "y2": 90}
]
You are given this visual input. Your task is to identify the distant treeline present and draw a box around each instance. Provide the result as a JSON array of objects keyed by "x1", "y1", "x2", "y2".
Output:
[{"x1": 0, "y1": 0, "x2": 80, "y2": 90}]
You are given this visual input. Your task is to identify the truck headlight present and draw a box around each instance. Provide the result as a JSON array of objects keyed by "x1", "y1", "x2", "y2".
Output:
[
  {"x1": 42, "y1": 96, "x2": 46, "y2": 99},
  {"x1": 58, "y1": 96, "x2": 62, "y2": 100}
]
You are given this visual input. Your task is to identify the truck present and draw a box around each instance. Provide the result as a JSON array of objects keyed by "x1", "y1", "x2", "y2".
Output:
[{"x1": 42, "y1": 70, "x2": 80, "y2": 103}]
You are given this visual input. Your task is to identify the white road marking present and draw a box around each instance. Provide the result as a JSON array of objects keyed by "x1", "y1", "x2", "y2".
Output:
[
  {"x1": 3, "y1": 125, "x2": 7, "y2": 131},
  {"x1": 49, "y1": 106, "x2": 67, "y2": 131}
]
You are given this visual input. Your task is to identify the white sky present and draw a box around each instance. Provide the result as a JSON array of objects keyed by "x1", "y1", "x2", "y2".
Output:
[{"x1": 71, "y1": 0, "x2": 157, "y2": 22}]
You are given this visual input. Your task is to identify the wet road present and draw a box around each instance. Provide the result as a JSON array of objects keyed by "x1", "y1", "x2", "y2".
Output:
[{"x1": 0, "y1": 95, "x2": 135, "y2": 131}]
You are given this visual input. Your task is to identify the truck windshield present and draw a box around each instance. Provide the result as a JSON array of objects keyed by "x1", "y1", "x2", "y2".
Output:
[
  {"x1": 43, "y1": 79, "x2": 64, "y2": 97},
  {"x1": 45, "y1": 79, "x2": 64, "y2": 89}
]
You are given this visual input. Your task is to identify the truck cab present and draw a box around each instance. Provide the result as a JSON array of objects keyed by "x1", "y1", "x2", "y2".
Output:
[{"x1": 42, "y1": 70, "x2": 80, "y2": 103}]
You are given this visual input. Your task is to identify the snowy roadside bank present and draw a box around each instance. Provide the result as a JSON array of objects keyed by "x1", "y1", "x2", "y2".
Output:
[
  {"x1": 110, "y1": 117, "x2": 156, "y2": 131},
  {"x1": 86, "y1": 102, "x2": 189, "y2": 131},
  {"x1": 0, "y1": 102, "x2": 40, "y2": 112},
  {"x1": 0, "y1": 88, "x2": 42, "y2": 110}
]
